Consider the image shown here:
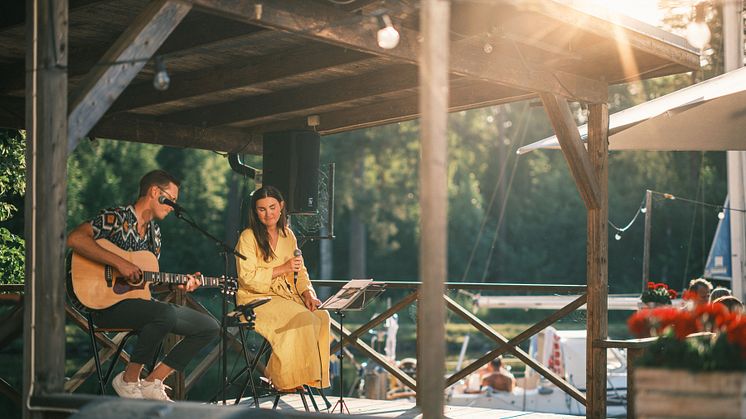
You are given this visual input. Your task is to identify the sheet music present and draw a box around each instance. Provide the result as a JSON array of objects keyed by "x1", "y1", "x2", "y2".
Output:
[{"x1": 319, "y1": 279, "x2": 375, "y2": 310}]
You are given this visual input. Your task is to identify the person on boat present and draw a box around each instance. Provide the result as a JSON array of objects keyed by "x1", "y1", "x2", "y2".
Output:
[
  {"x1": 481, "y1": 356, "x2": 516, "y2": 393},
  {"x1": 713, "y1": 295, "x2": 743, "y2": 313},
  {"x1": 66, "y1": 170, "x2": 220, "y2": 401},
  {"x1": 235, "y1": 185, "x2": 330, "y2": 391},
  {"x1": 687, "y1": 278, "x2": 713, "y2": 305},
  {"x1": 709, "y1": 286, "x2": 732, "y2": 303}
]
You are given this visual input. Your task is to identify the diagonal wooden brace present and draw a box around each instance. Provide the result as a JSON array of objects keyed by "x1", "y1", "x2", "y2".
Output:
[{"x1": 540, "y1": 92, "x2": 602, "y2": 210}]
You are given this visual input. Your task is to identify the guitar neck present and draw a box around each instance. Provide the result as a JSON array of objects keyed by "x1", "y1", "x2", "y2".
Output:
[{"x1": 142, "y1": 271, "x2": 222, "y2": 287}]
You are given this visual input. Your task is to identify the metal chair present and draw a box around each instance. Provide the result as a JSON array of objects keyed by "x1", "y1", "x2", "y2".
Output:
[{"x1": 225, "y1": 302, "x2": 331, "y2": 411}]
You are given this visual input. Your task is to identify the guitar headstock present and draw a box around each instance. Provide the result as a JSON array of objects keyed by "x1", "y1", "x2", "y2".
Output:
[{"x1": 220, "y1": 276, "x2": 238, "y2": 295}]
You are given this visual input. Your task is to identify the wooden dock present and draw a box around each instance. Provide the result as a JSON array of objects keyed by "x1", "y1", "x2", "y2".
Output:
[{"x1": 241, "y1": 394, "x2": 584, "y2": 418}]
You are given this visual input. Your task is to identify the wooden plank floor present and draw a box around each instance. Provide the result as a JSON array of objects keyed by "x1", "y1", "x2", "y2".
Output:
[{"x1": 239, "y1": 394, "x2": 584, "y2": 418}]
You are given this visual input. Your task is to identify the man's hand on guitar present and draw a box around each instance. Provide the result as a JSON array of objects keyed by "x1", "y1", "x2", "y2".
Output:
[
  {"x1": 117, "y1": 260, "x2": 143, "y2": 282},
  {"x1": 177, "y1": 272, "x2": 202, "y2": 292}
]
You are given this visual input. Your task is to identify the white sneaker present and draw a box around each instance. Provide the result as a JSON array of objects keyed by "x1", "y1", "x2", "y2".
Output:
[
  {"x1": 140, "y1": 379, "x2": 173, "y2": 402},
  {"x1": 112, "y1": 372, "x2": 143, "y2": 399}
]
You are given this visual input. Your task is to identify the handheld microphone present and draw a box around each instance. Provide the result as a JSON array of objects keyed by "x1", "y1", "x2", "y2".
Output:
[
  {"x1": 293, "y1": 249, "x2": 302, "y2": 285},
  {"x1": 158, "y1": 195, "x2": 186, "y2": 213}
]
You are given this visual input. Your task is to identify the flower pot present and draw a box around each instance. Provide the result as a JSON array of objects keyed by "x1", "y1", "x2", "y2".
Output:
[{"x1": 634, "y1": 368, "x2": 746, "y2": 418}]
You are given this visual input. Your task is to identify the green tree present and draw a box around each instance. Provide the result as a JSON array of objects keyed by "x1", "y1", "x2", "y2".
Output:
[{"x1": 0, "y1": 129, "x2": 25, "y2": 284}]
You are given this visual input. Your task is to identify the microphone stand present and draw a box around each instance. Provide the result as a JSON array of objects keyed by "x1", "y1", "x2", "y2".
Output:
[{"x1": 172, "y1": 209, "x2": 246, "y2": 405}]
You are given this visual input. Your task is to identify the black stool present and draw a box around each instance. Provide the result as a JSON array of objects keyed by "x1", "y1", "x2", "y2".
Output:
[{"x1": 225, "y1": 303, "x2": 331, "y2": 411}]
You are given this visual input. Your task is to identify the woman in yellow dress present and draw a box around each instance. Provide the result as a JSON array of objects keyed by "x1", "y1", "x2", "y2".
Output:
[{"x1": 235, "y1": 185, "x2": 330, "y2": 391}]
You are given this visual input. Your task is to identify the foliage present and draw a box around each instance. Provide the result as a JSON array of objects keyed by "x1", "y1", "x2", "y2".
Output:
[
  {"x1": 0, "y1": 130, "x2": 25, "y2": 284},
  {"x1": 628, "y1": 303, "x2": 746, "y2": 371},
  {"x1": 641, "y1": 281, "x2": 677, "y2": 305}
]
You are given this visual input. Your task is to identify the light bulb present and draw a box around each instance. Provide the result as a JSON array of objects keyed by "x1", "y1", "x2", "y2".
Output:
[
  {"x1": 686, "y1": 3, "x2": 711, "y2": 50},
  {"x1": 640, "y1": 207, "x2": 647, "y2": 214},
  {"x1": 686, "y1": 21, "x2": 711, "y2": 50},
  {"x1": 377, "y1": 15, "x2": 400, "y2": 49},
  {"x1": 614, "y1": 233, "x2": 622, "y2": 241},
  {"x1": 718, "y1": 211, "x2": 725, "y2": 220},
  {"x1": 153, "y1": 56, "x2": 170, "y2": 91}
]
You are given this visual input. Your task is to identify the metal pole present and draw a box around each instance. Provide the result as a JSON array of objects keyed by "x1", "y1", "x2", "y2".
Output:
[
  {"x1": 418, "y1": 1, "x2": 449, "y2": 418},
  {"x1": 642, "y1": 189, "x2": 652, "y2": 291}
]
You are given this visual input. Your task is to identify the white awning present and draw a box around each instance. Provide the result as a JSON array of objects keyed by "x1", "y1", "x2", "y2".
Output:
[{"x1": 518, "y1": 66, "x2": 746, "y2": 154}]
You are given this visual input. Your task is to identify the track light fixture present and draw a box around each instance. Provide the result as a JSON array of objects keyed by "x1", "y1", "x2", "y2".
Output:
[
  {"x1": 377, "y1": 14, "x2": 400, "y2": 49},
  {"x1": 153, "y1": 56, "x2": 170, "y2": 91}
]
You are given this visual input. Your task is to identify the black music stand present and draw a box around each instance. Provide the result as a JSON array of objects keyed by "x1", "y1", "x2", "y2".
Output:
[{"x1": 320, "y1": 280, "x2": 385, "y2": 414}]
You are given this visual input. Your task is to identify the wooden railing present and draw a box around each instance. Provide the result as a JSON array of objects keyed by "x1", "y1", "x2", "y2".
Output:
[
  {"x1": 2, "y1": 280, "x2": 590, "y2": 406},
  {"x1": 315, "y1": 280, "x2": 589, "y2": 406}
]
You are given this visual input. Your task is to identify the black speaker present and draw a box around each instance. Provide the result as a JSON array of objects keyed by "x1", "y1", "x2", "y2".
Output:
[{"x1": 262, "y1": 130, "x2": 320, "y2": 215}]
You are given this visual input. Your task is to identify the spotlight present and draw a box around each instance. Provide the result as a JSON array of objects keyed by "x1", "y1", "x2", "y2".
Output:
[
  {"x1": 153, "y1": 56, "x2": 170, "y2": 91},
  {"x1": 377, "y1": 14, "x2": 400, "y2": 50},
  {"x1": 614, "y1": 233, "x2": 622, "y2": 241},
  {"x1": 718, "y1": 211, "x2": 725, "y2": 220},
  {"x1": 686, "y1": 3, "x2": 710, "y2": 50}
]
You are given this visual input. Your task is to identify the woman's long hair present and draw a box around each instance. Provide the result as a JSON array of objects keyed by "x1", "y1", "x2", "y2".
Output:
[{"x1": 249, "y1": 185, "x2": 288, "y2": 262}]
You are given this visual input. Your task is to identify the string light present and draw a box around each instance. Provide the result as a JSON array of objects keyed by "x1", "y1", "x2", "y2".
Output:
[
  {"x1": 609, "y1": 190, "x2": 745, "y2": 241},
  {"x1": 152, "y1": 56, "x2": 170, "y2": 91},
  {"x1": 686, "y1": 2, "x2": 711, "y2": 50},
  {"x1": 377, "y1": 14, "x2": 400, "y2": 49}
]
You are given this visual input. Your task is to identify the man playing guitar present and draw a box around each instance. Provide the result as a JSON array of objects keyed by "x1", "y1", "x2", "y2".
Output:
[{"x1": 67, "y1": 170, "x2": 219, "y2": 401}]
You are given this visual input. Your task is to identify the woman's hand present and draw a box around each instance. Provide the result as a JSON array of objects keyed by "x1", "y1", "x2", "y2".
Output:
[
  {"x1": 283, "y1": 255, "x2": 304, "y2": 275},
  {"x1": 301, "y1": 290, "x2": 321, "y2": 312}
]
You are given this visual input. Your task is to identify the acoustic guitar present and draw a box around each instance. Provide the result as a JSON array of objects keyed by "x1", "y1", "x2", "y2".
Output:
[{"x1": 70, "y1": 239, "x2": 236, "y2": 309}]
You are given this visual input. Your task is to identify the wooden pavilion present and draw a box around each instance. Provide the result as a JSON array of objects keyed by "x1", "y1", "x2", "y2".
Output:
[{"x1": 1, "y1": 0, "x2": 698, "y2": 417}]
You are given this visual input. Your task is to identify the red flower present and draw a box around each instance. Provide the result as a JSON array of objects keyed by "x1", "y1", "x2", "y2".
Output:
[
  {"x1": 655, "y1": 283, "x2": 668, "y2": 289},
  {"x1": 682, "y1": 290, "x2": 698, "y2": 301},
  {"x1": 668, "y1": 289, "x2": 678, "y2": 299},
  {"x1": 647, "y1": 281, "x2": 656, "y2": 290}
]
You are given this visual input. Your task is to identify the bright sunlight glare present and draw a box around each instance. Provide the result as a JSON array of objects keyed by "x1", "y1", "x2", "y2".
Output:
[{"x1": 594, "y1": 0, "x2": 663, "y2": 25}]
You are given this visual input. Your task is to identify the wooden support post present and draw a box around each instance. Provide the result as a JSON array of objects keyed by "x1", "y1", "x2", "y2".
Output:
[
  {"x1": 540, "y1": 93, "x2": 602, "y2": 209},
  {"x1": 586, "y1": 102, "x2": 609, "y2": 418},
  {"x1": 67, "y1": 0, "x2": 191, "y2": 152},
  {"x1": 417, "y1": 1, "x2": 449, "y2": 417},
  {"x1": 23, "y1": 1, "x2": 68, "y2": 417}
]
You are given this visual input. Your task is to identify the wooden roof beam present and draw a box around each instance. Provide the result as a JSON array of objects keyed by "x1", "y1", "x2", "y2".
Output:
[
  {"x1": 67, "y1": 0, "x2": 191, "y2": 152},
  {"x1": 90, "y1": 114, "x2": 261, "y2": 153},
  {"x1": 0, "y1": 15, "x2": 266, "y2": 94},
  {"x1": 110, "y1": 44, "x2": 373, "y2": 113},
  {"x1": 540, "y1": 92, "x2": 601, "y2": 210},
  {"x1": 0, "y1": 0, "x2": 109, "y2": 33},
  {"x1": 525, "y1": 1, "x2": 699, "y2": 71},
  {"x1": 188, "y1": 0, "x2": 608, "y2": 104},
  {"x1": 160, "y1": 64, "x2": 422, "y2": 127},
  {"x1": 246, "y1": 83, "x2": 534, "y2": 135}
]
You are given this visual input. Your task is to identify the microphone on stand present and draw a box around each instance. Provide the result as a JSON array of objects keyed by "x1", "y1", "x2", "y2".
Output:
[
  {"x1": 158, "y1": 195, "x2": 186, "y2": 214},
  {"x1": 293, "y1": 248, "x2": 302, "y2": 285}
]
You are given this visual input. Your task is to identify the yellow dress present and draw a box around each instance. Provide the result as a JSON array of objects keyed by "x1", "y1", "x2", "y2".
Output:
[{"x1": 235, "y1": 227, "x2": 330, "y2": 389}]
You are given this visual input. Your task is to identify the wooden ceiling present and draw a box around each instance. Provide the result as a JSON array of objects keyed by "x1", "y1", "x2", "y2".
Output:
[{"x1": 0, "y1": 0, "x2": 699, "y2": 153}]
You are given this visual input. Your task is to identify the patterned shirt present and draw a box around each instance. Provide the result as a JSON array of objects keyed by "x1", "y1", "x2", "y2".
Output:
[{"x1": 91, "y1": 205, "x2": 161, "y2": 257}]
